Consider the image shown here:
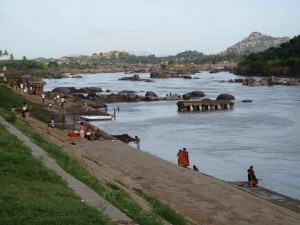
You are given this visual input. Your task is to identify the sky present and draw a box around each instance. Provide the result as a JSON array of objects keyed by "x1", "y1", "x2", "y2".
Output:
[{"x1": 0, "y1": 0, "x2": 299, "y2": 59}]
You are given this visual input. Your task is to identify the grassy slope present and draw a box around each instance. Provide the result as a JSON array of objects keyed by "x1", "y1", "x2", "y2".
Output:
[
  {"x1": 0, "y1": 123, "x2": 112, "y2": 225},
  {"x1": 0, "y1": 86, "x2": 54, "y2": 123}
]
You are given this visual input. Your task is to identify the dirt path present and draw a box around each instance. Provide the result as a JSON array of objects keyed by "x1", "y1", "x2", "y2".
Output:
[{"x1": 0, "y1": 116, "x2": 136, "y2": 225}]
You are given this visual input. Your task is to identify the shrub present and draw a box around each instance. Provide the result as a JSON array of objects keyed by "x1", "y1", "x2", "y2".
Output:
[{"x1": 5, "y1": 114, "x2": 17, "y2": 123}]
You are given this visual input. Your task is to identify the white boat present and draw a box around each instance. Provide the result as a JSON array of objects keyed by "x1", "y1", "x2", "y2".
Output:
[{"x1": 80, "y1": 115, "x2": 112, "y2": 121}]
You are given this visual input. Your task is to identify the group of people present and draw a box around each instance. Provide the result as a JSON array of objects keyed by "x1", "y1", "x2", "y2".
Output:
[
  {"x1": 177, "y1": 148, "x2": 190, "y2": 168},
  {"x1": 53, "y1": 95, "x2": 65, "y2": 107},
  {"x1": 166, "y1": 93, "x2": 180, "y2": 98},
  {"x1": 66, "y1": 122, "x2": 104, "y2": 141},
  {"x1": 112, "y1": 107, "x2": 120, "y2": 115},
  {"x1": 10, "y1": 102, "x2": 32, "y2": 122},
  {"x1": 21, "y1": 102, "x2": 32, "y2": 122},
  {"x1": 176, "y1": 148, "x2": 199, "y2": 171},
  {"x1": 177, "y1": 147, "x2": 259, "y2": 186},
  {"x1": 18, "y1": 83, "x2": 36, "y2": 95}
]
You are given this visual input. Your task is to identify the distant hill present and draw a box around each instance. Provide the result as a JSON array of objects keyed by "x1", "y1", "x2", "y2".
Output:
[
  {"x1": 221, "y1": 32, "x2": 290, "y2": 56},
  {"x1": 36, "y1": 50, "x2": 206, "y2": 66},
  {"x1": 32, "y1": 32, "x2": 292, "y2": 66}
]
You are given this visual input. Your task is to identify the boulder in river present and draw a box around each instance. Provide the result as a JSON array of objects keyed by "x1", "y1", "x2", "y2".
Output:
[
  {"x1": 216, "y1": 94, "x2": 235, "y2": 100},
  {"x1": 145, "y1": 91, "x2": 158, "y2": 97},
  {"x1": 187, "y1": 91, "x2": 205, "y2": 98}
]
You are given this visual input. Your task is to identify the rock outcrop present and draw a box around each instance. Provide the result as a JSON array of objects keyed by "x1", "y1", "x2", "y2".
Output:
[
  {"x1": 221, "y1": 32, "x2": 290, "y2": 56},
  {"x1": 112, "y1": 134, "x2": 136, "y2": 143},
  {"x1": 145, "y1": 91, "x2": 158, "y2": 98},
  {"x1": 119, "y1": 74, "x2": 152, "y2": 82},
  {"x1": 228, "y1": 76, "x2": 300, "y2": 86},
  {"x1": 51, "y1": 87, "x2": 103, "y2": 94}
]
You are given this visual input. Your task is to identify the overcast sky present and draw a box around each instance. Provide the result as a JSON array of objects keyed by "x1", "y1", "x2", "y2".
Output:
[{"x1": 0, "y1": 0, "x2": 299, "y2": 59}]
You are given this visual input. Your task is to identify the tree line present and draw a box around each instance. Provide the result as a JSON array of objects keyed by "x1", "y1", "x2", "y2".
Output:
[{"x1": 0, "y1": 49, "x2": 14, "y2": 60}]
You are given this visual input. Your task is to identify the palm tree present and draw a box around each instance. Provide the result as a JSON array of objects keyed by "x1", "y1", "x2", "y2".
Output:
[
  {"x1": 0, "y1": 50, "x2": 3, "y2": 58},
  {"x1": 4, "y1": 50, "x2": 9, "y2": 56}
]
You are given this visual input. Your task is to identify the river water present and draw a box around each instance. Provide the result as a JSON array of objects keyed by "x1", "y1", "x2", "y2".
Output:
[{"x1": 44, "y1": 71, "x2": 300, "y2": 199}]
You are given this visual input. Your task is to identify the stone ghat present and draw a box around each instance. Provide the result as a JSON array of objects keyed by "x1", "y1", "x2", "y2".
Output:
[{"x1": 177, "y1": 99, "x2": 234, "y2": 111}]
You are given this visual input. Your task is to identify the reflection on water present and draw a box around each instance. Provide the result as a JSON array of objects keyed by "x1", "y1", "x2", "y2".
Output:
[{"x1": 44, "y1": 72, "x2": 300, "y2": 199}]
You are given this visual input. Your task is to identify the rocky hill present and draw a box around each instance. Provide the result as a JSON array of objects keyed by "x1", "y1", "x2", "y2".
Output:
[
  {"x1": 221, "y1": 32, "x2": 290, "y2": 55},
  {"x1": 33, "y1": 32, "x2": 291, "y2": 65}
]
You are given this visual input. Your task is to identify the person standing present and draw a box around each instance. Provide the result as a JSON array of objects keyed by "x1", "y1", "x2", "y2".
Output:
[
  {"x1": 61, "y1": 97, "x2": 65, "y2": 107},
  {"x1": 183, "y1": 148, "x2": 190, "y2": 167},
  {"x1": 177, "y1": 149, "x2": 185, "y2": 167},
  {"x1": 135, "y1": 136, "x2": 141, "y2": 149},
  {"x1": 85, "y1": 126, "x2": 92, "y2": 140},
  {"x1": 50, "y1": 117, "x2": 55, "y2": 128},
  {"x1": 41, "y1": 93, "x2": 45, "y2": 103},
  {"x1": 83, "y1": 100, "x2": 88, "y2": 115},
  {"x1": 79, "y1": 122, "x2": 86, "y2": 138}
]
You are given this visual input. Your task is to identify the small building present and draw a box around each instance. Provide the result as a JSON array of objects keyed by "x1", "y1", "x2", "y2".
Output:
[
  {"x1": 29, "y1": 79, "x2": 47, "y2": 95},
  {"x1": 17, "y1": 76, "x2": 46, "y2": 95}
]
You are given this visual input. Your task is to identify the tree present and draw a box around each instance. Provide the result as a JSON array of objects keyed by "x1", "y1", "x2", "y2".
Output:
[
  {"x1": 48, "y1": 61, "x2": 59, "y2": 67},
  {"x1": 22, "y1": 56, "x2": 27, "y2": 61},
  {"x1": 3, "y1": 50, "x2": 9, "y2": 56},
  {"x1": 0, "y1": 50, "x2": 2, "y2": 58},
  {"x1": 168, "y1": 59, "x2": 177, "y2": 66},
  {"x1": 9, "y1": 54, "x2": 14, "y2": 60}
]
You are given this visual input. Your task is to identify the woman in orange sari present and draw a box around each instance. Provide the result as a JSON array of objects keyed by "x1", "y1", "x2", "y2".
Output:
[
  {"x1": 183, "y1": 148, "x2": 189, "y2": 167},
  {"x1": 177, "y1": 149, "x2": 186, "y2": 167}
]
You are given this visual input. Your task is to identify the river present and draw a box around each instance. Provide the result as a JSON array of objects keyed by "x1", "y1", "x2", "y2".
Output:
[{"x1": 44, "y1": 71, "x2": 300, "y2": 200}]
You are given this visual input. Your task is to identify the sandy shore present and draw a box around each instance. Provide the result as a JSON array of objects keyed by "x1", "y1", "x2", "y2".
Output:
[{"x1": 10, "y1": 87, "x2": 300, "y2": 224}]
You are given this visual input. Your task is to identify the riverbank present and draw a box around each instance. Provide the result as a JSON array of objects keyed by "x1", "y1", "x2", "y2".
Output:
[
  {"x1": 22, "y1": 117, "x2": 300, "y2": 224},
  {"x1": 4, "y1": 85, "x2": 300, "y2": 224}
]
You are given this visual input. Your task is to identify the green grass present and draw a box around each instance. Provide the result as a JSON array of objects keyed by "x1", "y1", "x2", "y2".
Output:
[
  {"x1": 134, "y1": 189, "x2": 189, "y2": 225},
  {"x1": 0, "y1": 85, "x2": 55, "y2": 123},
  {"x1": 0, "y1": 124, "x2": 112, "y2": 225}
]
